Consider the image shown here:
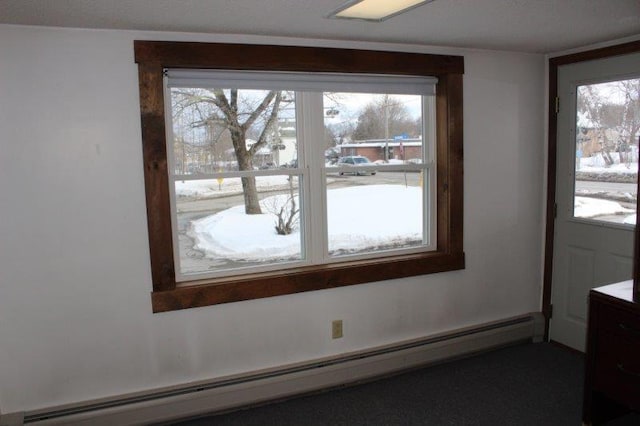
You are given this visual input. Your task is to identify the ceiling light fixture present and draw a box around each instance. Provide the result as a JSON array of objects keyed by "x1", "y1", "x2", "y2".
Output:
[{"x1": 327, "y1": 0, "x2": 435, "y2": 22}]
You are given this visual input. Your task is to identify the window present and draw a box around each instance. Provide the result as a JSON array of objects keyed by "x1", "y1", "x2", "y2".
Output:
[
  {"x1": 572, "y1": 78, "x2": 639, "y2": 226},
  {"x1": 166, "y1": 71, "x2": 437, "y2": 281},
  {"x1": 135, "y1": 41, "x2": 464, "y2": 312}
]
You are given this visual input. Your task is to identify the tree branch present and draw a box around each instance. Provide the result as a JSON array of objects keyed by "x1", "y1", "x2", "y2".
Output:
[
  {"x1": 242, "y1": 90, "x2": 277, "y2": 132},
  {"x1": 249, "y1": 91, "x2": 282, "y2": 157}
]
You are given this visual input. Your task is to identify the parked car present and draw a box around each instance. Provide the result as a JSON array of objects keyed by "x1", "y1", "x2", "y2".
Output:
[
  {"x1": 337, "y1": 156, "x2": 377, "y2": 176},
  {"x1": 258, "y1": 162, "x2": 276, "y2": 170},
  {"x1": 280, "y1": 159, "x2": 298, "y2": 168}
]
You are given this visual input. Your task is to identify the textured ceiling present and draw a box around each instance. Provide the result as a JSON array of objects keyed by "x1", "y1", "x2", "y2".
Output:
[{"x1": 1, "y1": 0, "x2": 639, "y2": 53}]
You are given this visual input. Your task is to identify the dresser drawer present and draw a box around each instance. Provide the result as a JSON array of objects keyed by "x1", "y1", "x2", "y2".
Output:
[
  {"x1": 593, "y1": 329, "x2": 640, "y2": 410},
  {"x1": 584, "y1": 285, "x2": 640, "y2": 425},
  {"x1": 595, "y1": 301, "x2": 640, "y2": 340}
]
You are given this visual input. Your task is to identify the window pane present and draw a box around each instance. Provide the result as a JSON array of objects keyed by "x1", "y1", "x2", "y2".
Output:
[
  {"x1": 325, "y1": 175, "x2": 424, "y2": 256},
  {"x1": 574, "y1": 79, "x2": 639, "y2": 225},
  {"x1": 170, "y1": 88, "x2": 297, "y2": 173},
  {"x1": 168, "y1": 86, "x2": 303, "y2": 279},
  {"x1": 174, "y1": 175, "x2": 303, "y2": 278},
  {"x1": 324, "y1": 93, "x2": 423, "y2": 166},
  {"x1": 324, "y1": 92, "x2": 427, "y2": 257}
]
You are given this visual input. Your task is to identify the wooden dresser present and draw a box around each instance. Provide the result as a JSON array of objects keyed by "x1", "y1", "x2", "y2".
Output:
[{"x1": 583, "y1": 280, "x2": 640, "y2": 425}]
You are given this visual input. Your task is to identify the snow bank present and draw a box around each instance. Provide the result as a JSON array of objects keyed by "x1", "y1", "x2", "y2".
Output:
[{"x1": 189, "y1": 185, "x2": 422, "y2": 261}]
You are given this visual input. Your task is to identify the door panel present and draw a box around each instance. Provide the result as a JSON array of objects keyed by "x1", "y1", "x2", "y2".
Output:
[
  {"x1": 566, "y1": 245, "x2": 594, "y2": 322},
  {"x1": 550, "y1": 52, "x2": 640, "y2": 351}
]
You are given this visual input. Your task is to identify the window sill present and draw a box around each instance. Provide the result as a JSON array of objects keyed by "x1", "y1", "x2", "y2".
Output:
[{"x1": 151, "y1": 250, "x2": 465, "y2": 312}]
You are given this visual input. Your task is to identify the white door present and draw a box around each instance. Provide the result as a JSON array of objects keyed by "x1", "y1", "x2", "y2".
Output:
[{"x1": 550, "y1": 52, "x2": 640, "y2": 351}]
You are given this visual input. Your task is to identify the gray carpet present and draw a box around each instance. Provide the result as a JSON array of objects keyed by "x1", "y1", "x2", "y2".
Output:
[{"x1": 168, "y1": 342, "x2": 639, "y2": 425}]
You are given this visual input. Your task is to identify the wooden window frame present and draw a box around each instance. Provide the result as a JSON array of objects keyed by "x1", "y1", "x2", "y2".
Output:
[{"x1": 134, "y1": 41, "x2": 465, "y2": 313}]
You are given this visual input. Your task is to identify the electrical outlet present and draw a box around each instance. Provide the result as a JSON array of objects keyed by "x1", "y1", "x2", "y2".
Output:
[{"x1": 332, "y1": 320, "x2": 343, "y2": 339}]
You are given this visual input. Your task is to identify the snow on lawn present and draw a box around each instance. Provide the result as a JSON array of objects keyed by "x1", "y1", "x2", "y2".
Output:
[
  {"x1": 189, "y1": 200, "x2": 303, "y2": 260},
  {"x1": 574, "y1": 196, "x2": 634, "y2": 219},
  {"x1": 326, "y1": 185, "x2": 422, "y2": 253},
  {"x1": 188, "y1": 190, "x2": 636, "y2": 263},
  {"x1": 189, "y1": 185, "x2": 422, "y2": 261},
  {"x1": 175, "y1": 166, "x2": 335, "y2": 199},
  {"x1": 579, "y1": 154, "x2": 638, "y2": 174},
  {"x1": 175, "y1": 176, "x2": 295, "y2": 199}
]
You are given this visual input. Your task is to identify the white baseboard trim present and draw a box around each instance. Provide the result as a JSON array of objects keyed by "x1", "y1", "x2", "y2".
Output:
[{"x1": 6, "y1": 313, "x2": 543, "y2": 426}]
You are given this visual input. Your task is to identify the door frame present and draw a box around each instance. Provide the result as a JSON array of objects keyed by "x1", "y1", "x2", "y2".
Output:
[{"x1": 543, "y1": 40, "x2": 640, "y2": 341}]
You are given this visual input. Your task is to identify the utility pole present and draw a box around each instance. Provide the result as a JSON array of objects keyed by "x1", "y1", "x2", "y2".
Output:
[{"x1": 384, "y1": 95, "x2": 389, "y2": 162}]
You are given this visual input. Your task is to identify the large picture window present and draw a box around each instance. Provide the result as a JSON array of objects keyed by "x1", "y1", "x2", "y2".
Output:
[{"x1": 135, "y1": 42, "x2": 464, "y2": 312}]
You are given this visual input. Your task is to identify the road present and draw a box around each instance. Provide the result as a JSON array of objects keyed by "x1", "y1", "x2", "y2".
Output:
[
  {"x1": 575, "y1": 180, "x2": 636, "y2": 195},
  {"x1": 177, "y1": 175, "x2": 636, "y2": 224},
  {"x1": 177, "y1": 171, "x2": 421, "y2": 213}
]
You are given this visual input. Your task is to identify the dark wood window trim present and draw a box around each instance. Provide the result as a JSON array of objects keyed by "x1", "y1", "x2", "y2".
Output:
[
  {"x1": 134, "y1": 41, "x2": 465, "y2": 313},
  {"x1": 543, "y1": 40, "x2": 640, "y2": 338}
]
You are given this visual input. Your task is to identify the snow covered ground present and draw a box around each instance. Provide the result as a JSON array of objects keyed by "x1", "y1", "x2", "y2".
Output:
[
  {"x1": 188, "y1": 185, "x2": 423, "y2": 261},
  {"x1": 182, "y1": 182, "x2": 635, "y2": 262},
  {"x1": 175, "y1": 176, "x2": 295, "y2": 199},
  {"x1": 578, "y1": 154, "x2": 638, "y2": 174},
  {"x1": 173, "y1": 156, "x2": 638, "y2": 264},
  {"x1": 575, "y1": 196, "x2": 634, "y2": 223}
]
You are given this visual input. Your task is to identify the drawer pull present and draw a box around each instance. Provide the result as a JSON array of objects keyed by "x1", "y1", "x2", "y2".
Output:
[
  {"x1": 618, "y1": 323, "x2": 640, "y2": 337},
  {"x1": 617, "y1": 363, "x2": 640, "y2": 378}
]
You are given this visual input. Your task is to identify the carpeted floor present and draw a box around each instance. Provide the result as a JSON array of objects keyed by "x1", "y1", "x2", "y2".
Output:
[{"x1": 167, "y1": 342, "x2": 639, "y2": 425}]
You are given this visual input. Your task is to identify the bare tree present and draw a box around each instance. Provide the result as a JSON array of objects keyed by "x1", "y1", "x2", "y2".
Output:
[
  {"x1": 265, "y1": 178, "x2": 299, "y2": 235},
  {"x1": 352, "y1": 95, "x2": 418, "y2": 141},
  {"x1": 578, "y1": 79, "x2": 640, "y2": 166},
  {"x1": 172, "y1": 88, "x2": 287, "y2": 214},
  {"x1": 211, "y1": 89, "x2": 282, "y2": 214}
]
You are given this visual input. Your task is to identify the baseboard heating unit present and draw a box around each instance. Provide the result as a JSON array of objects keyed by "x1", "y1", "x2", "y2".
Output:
[{"x1": 1, "y1": 313, "x2": 544, "y2": 426}]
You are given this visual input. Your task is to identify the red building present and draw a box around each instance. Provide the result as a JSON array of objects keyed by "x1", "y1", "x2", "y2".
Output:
[{"x1": 339, "y1": 138, "x2": 423, "y2": 162}]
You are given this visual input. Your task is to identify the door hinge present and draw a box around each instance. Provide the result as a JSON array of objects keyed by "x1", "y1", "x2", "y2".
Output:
[
  {"x1": 548, "y1": 304, "x2": 553, "y2": 319},
  {"x1": 555, "y1": 97, "x2": 560, "y2": 114},
  {"x1": 553, "y1": 203, "x2": 558, "y2": 219}
]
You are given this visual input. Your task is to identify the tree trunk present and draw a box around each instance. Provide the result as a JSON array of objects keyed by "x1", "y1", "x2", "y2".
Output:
[
  {"x1": 235, "y1": 138, "x2": 262, "y2": 214},
  {"x1": 214, "y1": 88, "x2": 280, "y2": 215},
  {"x1": 241, "y1": 176, "x2": 262, "y2": 214}
]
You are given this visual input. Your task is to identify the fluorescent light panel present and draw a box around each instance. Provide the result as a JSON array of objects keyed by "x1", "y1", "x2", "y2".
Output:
[{"x1": 328, "y1": 0, "x2": 434, "y2": 22}]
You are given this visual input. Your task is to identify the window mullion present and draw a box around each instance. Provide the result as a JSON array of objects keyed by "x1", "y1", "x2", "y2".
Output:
[
  {"x1": 299, "y1": 92, "x2": 327, "y2": 264},
  {"x1": 424, "y1": 96, "x2": 437, "y2": 248}
]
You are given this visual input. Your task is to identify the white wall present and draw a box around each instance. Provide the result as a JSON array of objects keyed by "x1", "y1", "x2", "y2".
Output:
[{"x1": 0, "y1": 24, "x2": 545, "y2": 413}]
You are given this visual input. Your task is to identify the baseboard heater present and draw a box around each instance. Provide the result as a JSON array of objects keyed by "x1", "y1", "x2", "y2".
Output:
[{"x1": 5, "y1": 313, "x2": 544, "y2": 426}]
